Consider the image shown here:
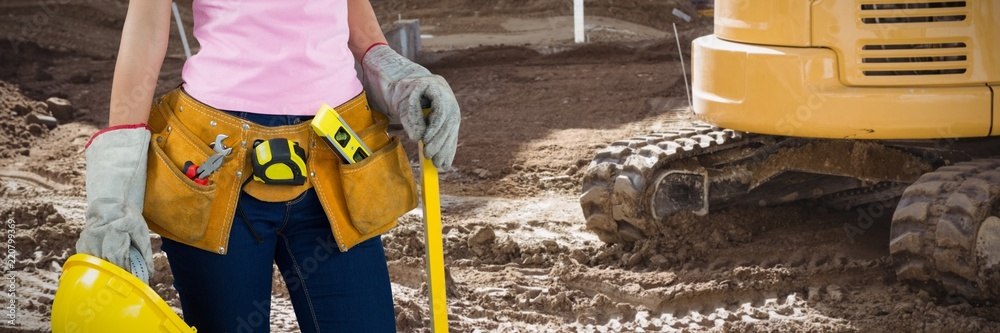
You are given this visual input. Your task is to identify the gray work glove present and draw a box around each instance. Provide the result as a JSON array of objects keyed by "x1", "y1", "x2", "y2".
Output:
[
  {"x1": 76, "y1": 125, "x2": 154, "y2": 284},
  {"x1": 362, "y1": 44, "x2": 461, "y2": 170}
]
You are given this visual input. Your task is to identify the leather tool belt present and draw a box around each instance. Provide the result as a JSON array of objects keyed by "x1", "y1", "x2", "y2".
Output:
[{"x1": 143, "y1": 88, "x2": 418, "y2": 254}]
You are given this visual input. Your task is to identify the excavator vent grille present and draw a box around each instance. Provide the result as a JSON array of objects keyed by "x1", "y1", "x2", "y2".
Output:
[
  {"x1": 859, "y1": 1, "x2": 968, "y2": 24},
  {"x1": 858, "y1": 1, "x2": 970, "y2": 76}
]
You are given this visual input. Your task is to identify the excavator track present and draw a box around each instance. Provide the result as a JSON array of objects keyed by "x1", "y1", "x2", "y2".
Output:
[
  {"x1": 582, "y1": 125, "x2": 1000, "y2": 301},
  {"x1": 890, "y1": 159, "x2": 1000, "y2": 302},
  {"x1": 580, "y1": 123, "x2": 762, "y2": 243},
  {"x1": 580, "y1": 125, "x2": 945, "y2": 245}
]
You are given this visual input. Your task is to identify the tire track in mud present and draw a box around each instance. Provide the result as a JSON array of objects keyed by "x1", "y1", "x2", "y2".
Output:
[
  {"x1": 13, "y1": 268, "x2": 61, "y2": 332},
  {"x1": 554, "y1": 254, "x2": 882, "y2": 331},
  {"x1": 0, "y1": 169, "x2": 72, "y2": 192},
  {"x1": 383, "y1": 194, "x2": 1000, "y2": 332}
]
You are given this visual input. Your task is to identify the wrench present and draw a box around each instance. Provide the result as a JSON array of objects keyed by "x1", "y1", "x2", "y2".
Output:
[{"x1": 195, "y1": 134, "x2": 232, "y2": 179}]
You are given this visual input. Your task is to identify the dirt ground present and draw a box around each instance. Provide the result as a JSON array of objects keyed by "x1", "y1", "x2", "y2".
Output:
[{"x1": 2, "y1": 0, "x2": 1000, "y2": 332}]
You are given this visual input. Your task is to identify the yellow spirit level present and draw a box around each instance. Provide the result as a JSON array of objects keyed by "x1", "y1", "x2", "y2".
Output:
[{"x1": 312, "y1": 104, "x2": 372, "y2": 164}]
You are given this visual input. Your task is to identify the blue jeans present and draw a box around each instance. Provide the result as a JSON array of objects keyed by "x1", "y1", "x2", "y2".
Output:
[{"x1": 160, "y1": 111, "x2": 396, "y2": 333}]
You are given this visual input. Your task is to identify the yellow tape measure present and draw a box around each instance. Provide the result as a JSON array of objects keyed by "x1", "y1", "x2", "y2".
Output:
[
  {"x1": 419, "y1": 108, "x2": 449, "y2": 333},
  {"x1": 250, "y1": 138, "x2": 308, "y2": 185}
]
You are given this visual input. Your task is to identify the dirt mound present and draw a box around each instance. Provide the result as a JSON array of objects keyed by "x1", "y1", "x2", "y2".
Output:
[
  {"x1": 0, "y1": 0, "x2": 193, "y2": 60},
  {"x1": 0, "y1": 201, "x2": 75, "y2": 330},
  {"x1": 0, "y1": 79, "x2": 94, "y2": 193},
  {"x1": 432, "y1": 46, "x2": 542, "y2": 68},
  {"x1": 1, "y1": 202, "x2": 73, "y2": 261},
  {"x1": 375, "y1": 0, "x2": 707, "y2": 31},
  {"x1": 0, "y1": 82, "x2": 51, "y2": 158}
]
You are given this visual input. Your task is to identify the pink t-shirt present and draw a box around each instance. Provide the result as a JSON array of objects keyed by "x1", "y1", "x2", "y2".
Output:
[{"x1": 181, "y1": 0, "x2": 363, "y2": 115}]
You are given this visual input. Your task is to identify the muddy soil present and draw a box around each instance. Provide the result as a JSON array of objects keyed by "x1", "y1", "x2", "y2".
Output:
[{"x1": 2, "y1": 1, "x2": 999, "y2": 332}]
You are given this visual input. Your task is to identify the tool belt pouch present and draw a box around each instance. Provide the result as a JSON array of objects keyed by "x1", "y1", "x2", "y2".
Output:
[
  {"x1": 142, "y1": 88, "x2": 417, "y2": 253},
  {"x1": 143, "y1": 98, "x2": 220, "y2": 246},
  {"x1": 314, "y1": 112, "x2": 419, "y2": 237}
]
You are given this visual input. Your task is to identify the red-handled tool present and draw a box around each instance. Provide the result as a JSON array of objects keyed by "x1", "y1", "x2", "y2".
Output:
[
  {"x1": 181, "y1": 134, "x2": 231, "y2": 186},
  {"x1": 182, "y1": 161, "x2": 209, "y2": 186}
]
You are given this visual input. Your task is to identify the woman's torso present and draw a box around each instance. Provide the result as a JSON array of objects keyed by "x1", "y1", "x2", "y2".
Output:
[{"x1": 181, "y1": 0, "x2": 363, "y2": 116}]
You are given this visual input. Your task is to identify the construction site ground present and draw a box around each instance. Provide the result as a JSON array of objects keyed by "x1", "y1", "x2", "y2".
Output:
[{"x1": 1, "y1": 0, "x2": 999, "y2": 332}]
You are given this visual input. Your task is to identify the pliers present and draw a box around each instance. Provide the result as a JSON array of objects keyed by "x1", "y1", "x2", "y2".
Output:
[{"x1": 183, "y1": 134, "x2": 232, "y2": 185}]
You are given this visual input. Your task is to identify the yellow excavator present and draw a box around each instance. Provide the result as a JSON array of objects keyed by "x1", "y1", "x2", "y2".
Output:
[{"x1": 581, "y1": 0, "x2": 999, "y2": 302}]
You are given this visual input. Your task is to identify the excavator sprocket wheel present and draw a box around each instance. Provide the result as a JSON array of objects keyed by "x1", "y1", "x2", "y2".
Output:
[{"x1": 580, "y1": 123, "x2": 746, "y2": 243}]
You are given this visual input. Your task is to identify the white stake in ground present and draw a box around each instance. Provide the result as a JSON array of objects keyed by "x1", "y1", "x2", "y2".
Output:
[
  {"x1": 673, "y1": 23, "x2": 692, "y2": 109},
  {"x1": 172, "y1": 2, "x2": 192, "y2": 59},
  {"x1": 574, "y1": 0, "x2": 585, "y2": 43}
]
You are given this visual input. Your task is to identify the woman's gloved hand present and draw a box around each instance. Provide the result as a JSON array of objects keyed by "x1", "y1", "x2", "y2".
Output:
[
  {"x1": 362, "y1": 44, "x2": 460, "y2": 170},
  {"x1": 75, "y1": 125, "x2": 154, "y2": 284}
]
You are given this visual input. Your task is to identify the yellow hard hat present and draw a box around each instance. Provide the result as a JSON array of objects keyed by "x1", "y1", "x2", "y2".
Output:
[{"x1": 51, "y1": 253, "x2": 196, "y2": 333}]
